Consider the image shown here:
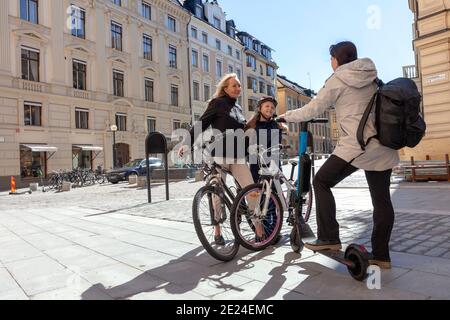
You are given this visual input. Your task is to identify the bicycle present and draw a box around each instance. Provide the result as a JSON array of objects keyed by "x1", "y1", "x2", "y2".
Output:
[
  {"x1": 229, "y1": 118, "x2": 328, "y2": 252},
  {"x1": 191, "y1": 143, "x2": 242, "y2": 262}
]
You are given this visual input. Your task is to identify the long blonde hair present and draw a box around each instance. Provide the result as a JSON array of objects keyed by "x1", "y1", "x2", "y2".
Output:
[{"x1": 213, "y1": 73, "x2": 239, "y2": 99}]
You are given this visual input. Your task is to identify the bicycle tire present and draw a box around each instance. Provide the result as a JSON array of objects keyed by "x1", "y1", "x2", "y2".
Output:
[
  {"x1": 230, "y1": 183, "x2": 284, "y2": 251},
  {"x1": 192, "y1": 185, "x2": 239, "y2": 262},
  {"x1": 303, "y1": 186, "x2": 314, "y2": 222}
]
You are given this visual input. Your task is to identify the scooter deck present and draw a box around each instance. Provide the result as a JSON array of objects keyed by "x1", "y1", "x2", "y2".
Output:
[{"x1": 315, "y1": 249, "x2": 354, "y2": 268}]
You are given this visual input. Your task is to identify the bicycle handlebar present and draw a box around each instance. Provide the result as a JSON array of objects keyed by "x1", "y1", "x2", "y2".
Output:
[{"x1": 275, "y1": 117, "x2": 328, "y2": 124}]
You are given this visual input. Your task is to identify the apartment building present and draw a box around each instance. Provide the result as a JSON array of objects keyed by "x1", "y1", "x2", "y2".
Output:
[
  {"x1": 237, "y1": 31, "x2": 278, "y2": 119},
  {"x1": 0, "y1": 0, "x2": 192, "y2": 188},
  {"x1": 183, "y1": 0, "x2": 245, "y2": 123},
  {"x1": 276, "y1": 75, "x2": 332, "y2": 158},
  {"x1": 406, "y1": 0, "x2": 450, "y2": 160}
]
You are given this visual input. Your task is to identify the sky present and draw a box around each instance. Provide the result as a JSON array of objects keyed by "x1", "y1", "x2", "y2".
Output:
[{"x1": 218, "y1": 0, "x2": 415, "y2": 92}]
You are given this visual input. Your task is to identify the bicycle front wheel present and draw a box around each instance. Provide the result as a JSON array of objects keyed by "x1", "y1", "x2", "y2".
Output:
[
  {"x1": 192, "y1": 185, "x2": 239, "y2": 262},
  {"x1": 231, "y1": 183, "x2": 283, "y2": 251}
]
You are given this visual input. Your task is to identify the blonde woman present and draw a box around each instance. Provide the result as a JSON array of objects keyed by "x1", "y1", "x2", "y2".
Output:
[{"x1": 179, "y1": 73, "x2": 256, "y2": 245}]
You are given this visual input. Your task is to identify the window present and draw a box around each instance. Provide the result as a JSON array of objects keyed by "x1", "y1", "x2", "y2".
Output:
[
  {"x1": 267, "y1": 85, "x2": 275, "y2": 97},
  {"x1": 24, "y1": 102, "x2": 41, "y2": 126},
  {"x1": 75, "y1": 108, "x2": 89, "y2": 129},
  {"x1": 20, "y1": 0, "x2": 38, "y2": 24},
  {"x1": 170, "y1": 85, "x2": 178, "y2": 106},
  {"x1": 227, "y1": 45, "x2": 232, "y2": 56},
  {"x1": 111, "y1": 22, "x2": 122, "y2": 51},
  {"x1": 147, "y1": 117, "x2": 156, "y2": 132},
  {"x1": 143, "y1": 34, "x2": 152, "y2": 60},
  {"x1": 73, "y1": 60, "x2": 87, "y2": 90},
  {"x1": 168, "y1": 16, "x2": 176, "y2": 32},
  {"x1": 113, "y1": 70, "x2": 124, "y2": 97},
  {"x1": 20, "y1": 145, "x2": 45, "y2": 178},
  {"x1": 259, "y1": 81, "x2": 265, "y2": 94},
  {"x1": 215, "y1": 39, "x2": 221, "y2": 51},
  {"x1": 71, "y1": 5, "x2": 85, "y2": 39},
  {"x1": 247, "y1": 77, "x2": 257, "y2": 92},
  {"x1": 169, "y1": 45, "x2": 177, "y2": 68},
  {"x1": 248, "y1": 99, "x2": 257, "y2": 112},
  {"x1": 193, "y1": 81, "x2": 200, "y2": 101},
  {"x1": 204, "y1": 84, "x2": 210, "y2": 101},
  {"x1": 195, "y1": 5, "x2": 202, "y2": 18},
  {"x1": 21, "y1": 47, "x2": 39, "y2": 82},
  {"x1": 173, "y1": 120, "x2": 181, "y2": 131},
  {"x1": 144, "y1": 78, "x2": 154, "y2": 102},
  {"x1": 246, "y1": 55, "x2": 256, "y2": 70},
  {"x1": 236, "y1": 50, "x2": 240, "y2": 60},
  {"x1": 260, "y1": 65, "x2": 263, "y2": 75},
  {"x1": 216, "y1": 60, "x2": 222, "y2": 77},
  {"x1": 253, "y1": 41, "x2": 260, "y2": 53},
  {"x1": 141, "y1": 1, "x2": 151, "y2": 20},
  {"x1": 228, "y1": 65, "x2": 233, "y2": 74},
  {"x1": 112, "y1": 0, "x2": 121, "y2": 5},
  {"x1": 116, "y1": 113, "x2": 127, "y2": 131},
  {"x1": 236, "y1": 68, "x2": 241, "y2": 80},
  {"x1": 202, "y1": 32, "x2": 208, "y2": 44},
  {"x1": 267, "y1": 65, "x2": 274, "y2": 78},
  {"x1": 191, "y1": 27, "x2": 197, "y2": 39},
  {"x1": 213, "y1": 16, "x2": 221, "y2": 29},
  {"x1": 191, "y1": 50, "x2": 198, "y2": 68},
  {"x1": 202, "y1": 54, "x2": 209, "y2": 72}
]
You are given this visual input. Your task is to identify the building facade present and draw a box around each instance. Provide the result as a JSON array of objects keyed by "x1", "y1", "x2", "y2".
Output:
[
  {"x1": 0, "y1": 0, "x2": 192, "y2": 188},
  {"x1": 407, "y1": 0, "x2": 450, "y2": 160},
  {"x1": 276, "y1": 75, "x2": 332, "y2": 158},
  {"x1": 237, "y1": 31, "x2": 278, "y2": 120},
  {"x1": 183, "y1": 0, "x2": 245, "y2": 123}
]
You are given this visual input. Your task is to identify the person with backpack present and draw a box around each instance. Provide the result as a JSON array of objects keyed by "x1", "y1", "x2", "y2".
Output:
[{"x1": 277, "y1": 41, "x2": 400, "y2": 269}]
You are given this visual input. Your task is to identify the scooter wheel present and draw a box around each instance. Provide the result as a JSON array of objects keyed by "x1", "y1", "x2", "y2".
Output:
[
  {"x1": 344, "y1": 245, "x2": 369, "y2": 281},
  {"x1": 290, "y1": 226, "x2": 304, "y2": 253}
]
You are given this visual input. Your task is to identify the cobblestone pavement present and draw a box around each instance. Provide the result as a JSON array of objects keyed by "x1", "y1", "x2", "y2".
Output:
[{"x1": 0, "y1": 163, "x2": 449, "y2": 300}]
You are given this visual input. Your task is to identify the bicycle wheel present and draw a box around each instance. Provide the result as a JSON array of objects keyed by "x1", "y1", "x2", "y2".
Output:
[
  {"x1": 192, "y1": 185, "x2": 239, "y2": 262},
  {"x1": 294, "y1": 180, "x2": 314, "y2": 223},
  {"x1": 231, "y1": 183, "x2": 283, "y2": 251},
  {"x1": 303, "y1": 186, "x2": 313, "y2": 222}
]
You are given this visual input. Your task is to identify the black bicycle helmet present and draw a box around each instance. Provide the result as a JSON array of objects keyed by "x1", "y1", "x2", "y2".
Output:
[{"x1": 256, "y1": 96, "x2": 278, "y2": 110}]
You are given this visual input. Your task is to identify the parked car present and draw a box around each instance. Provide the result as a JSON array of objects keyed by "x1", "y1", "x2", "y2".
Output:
[{"x1": 107, "y1": 158, "x2": 163, "y2": 184}]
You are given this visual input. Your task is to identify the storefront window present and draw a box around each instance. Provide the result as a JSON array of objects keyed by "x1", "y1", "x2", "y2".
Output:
[
  {"x1": 72, "y1": 147, "x2": 92, "y2": 169},
  {"x1": 20, "y1": 146, "x2": 45, "y2": 178}
]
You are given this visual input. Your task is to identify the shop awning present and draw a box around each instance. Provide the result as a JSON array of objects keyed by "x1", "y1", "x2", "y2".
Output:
[
  {"x1": 21, "y1": 144, "x2": 58, "y2": 153},
  {"x1": 73, "y1": 145, "x2": 103, "y2": 152}
]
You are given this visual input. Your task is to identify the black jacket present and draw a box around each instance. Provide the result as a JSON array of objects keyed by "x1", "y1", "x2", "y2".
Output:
[{"x1": 190, "y1": 95, "x2": 247, "y2": 159}]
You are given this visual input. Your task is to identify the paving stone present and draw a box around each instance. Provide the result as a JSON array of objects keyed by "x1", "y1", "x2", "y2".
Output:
[{"x1": 424, "y1": 247, "x2": 448, "y2": 258}]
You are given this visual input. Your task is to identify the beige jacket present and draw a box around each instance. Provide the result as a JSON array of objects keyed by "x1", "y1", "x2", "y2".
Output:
[{"x1": 282, "y1": 58, "x2": 399, "y2": 171}]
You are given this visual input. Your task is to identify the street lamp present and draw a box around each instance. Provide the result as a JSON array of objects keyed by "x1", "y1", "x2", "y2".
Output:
[{"x1": 110, "y1": 124, "x2": 117, "y2": 169}]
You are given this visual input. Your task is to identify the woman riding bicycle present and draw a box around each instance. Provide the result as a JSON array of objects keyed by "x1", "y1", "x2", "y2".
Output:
[
  {"x1": 178, "y1": 73, "x2": 256, "y2": 246},
  {"x1": 278, "y1": 41, "x2": 399, "y2": 269}
]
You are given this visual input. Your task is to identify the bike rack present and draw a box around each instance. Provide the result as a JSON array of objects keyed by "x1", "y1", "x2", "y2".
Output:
[{"x1": 145, "y1": 132, "x2": 169, "y2": 203}]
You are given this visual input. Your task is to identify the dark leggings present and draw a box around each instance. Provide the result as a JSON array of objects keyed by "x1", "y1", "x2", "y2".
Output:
[{"x1": 313, "y1": 155, "x2": 395, "y2": 260}]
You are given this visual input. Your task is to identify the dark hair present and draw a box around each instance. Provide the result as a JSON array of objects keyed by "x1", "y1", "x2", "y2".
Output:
[{"x1": 329, "y1": 41, "x2": 358, "y2": 66}]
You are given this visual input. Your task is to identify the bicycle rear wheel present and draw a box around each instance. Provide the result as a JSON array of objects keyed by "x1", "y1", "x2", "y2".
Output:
[
  {"x1": 192, "y1": 185, "x2": 239, "y2": 262},
  {"x1": 231, "y1": 183, "x2": 283, "y2": 251}
]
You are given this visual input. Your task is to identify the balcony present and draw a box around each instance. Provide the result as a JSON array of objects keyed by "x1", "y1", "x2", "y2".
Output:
[
  {"x1": 13, "y1": 79, "x2": 49, "y2": 93},
  {"x1": 71, "y1": 88, "x2": 90, "y2": 99},
  {"x1": 403, "y1": 65, "x2": 418, "y2": 79}
]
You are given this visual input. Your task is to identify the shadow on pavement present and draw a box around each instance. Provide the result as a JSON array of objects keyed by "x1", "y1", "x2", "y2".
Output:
[{"x1": 80, "y1": 245, "x2": 293, "y2": 300}]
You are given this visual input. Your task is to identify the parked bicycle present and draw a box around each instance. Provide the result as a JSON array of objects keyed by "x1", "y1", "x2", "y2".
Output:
[
  {"x1": 229, "y1": 118, "x2": 327, "y2": 252},
  {"x1": 191, "y1": 142, "x2": 242, "y2": 262}
]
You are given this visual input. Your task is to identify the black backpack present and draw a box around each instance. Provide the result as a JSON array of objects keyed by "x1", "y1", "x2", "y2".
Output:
[{"x1": 357, "y1": 78, "x2": 426, "y2": 151}]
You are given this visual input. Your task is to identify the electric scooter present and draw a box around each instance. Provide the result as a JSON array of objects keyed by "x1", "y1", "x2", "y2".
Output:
[{"x1": 280, "y1": 117, "x2": 370, "y2": 282}]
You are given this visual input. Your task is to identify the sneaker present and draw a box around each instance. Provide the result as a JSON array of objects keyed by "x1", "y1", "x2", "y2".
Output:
[
  {"x1": 214, "y1": 235, "x2": 225, "y2": 246},
  {"x1": 304, "y1": 239, "x2": 342, "y2": 251},
  {"x1": 369, "y1": 259, "x2": 392, "y2": 269}
]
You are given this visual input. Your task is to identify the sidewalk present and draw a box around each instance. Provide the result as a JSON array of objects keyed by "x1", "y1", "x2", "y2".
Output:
[{"x1": 0, "y1": 169, "x2": 449, "y2": 300}]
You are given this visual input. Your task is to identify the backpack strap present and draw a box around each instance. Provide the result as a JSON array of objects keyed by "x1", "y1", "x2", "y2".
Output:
[{"x1": 356, "y1": 78, "x2": 382, "y2": 151}]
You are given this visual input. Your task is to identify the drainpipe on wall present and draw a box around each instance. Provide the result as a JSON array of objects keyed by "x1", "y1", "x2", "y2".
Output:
[{"x1": 186, "y1": 14, "x2": 193, "y2": 125}]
